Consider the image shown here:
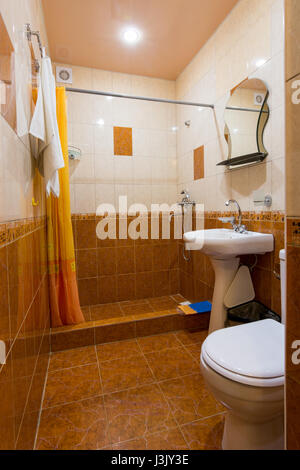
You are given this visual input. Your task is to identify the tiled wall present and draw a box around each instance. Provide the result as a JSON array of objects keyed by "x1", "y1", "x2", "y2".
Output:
[
  {"x1": 0, "y1": 0, "x2": 51, "y2": 449},
  {"x1": 0, "y1": 218, "x2": 50, "y2": 449},
  {"x1": 175, "y1": 0, "x2": 285, "y2": 213},
  {"x1": 179, "y1": 211, "x2": 285, "y2": 317},
  {"x1": 285, "y1": 0, "x2": 300, "y2": 450},
  {"x1": 73, "y1": 214, "x2": 180, "y2": 307},
  {"x1": 0, "y1": 0, "x2": 48, "y2": 222},
  {"x1": 62, "y1": 0, "x2": 286, "y2": 310},
  {"x1": 55, "y1": 63, "x2": 178, "y2": 213}
]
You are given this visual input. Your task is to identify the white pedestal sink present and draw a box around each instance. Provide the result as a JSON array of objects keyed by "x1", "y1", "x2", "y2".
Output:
[{"x1": 183, "y1": 229, "x2": 274, "y2": 333}]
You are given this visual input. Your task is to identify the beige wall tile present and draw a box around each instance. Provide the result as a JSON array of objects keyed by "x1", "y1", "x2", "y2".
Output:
[
  {"x1": 175, "y1": 0, "x2": 285, "y2": 213},
  {"x1": 285, "y1": 0, "x2": 300, "y2": 81},
  {"x1": 286, "y1": 76, "x2": 300, "y2": 216}
]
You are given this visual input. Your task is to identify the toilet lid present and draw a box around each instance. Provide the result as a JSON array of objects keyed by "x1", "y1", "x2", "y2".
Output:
[{"x1": 202, "y1": 320, "x2": 284, "y2": 386}]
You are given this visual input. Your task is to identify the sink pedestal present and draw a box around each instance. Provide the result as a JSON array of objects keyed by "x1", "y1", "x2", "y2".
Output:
[
  {"x1": 184, "y1": 228, "x2": 274, "y2": 333},
  {"x1": 209, "y1": 257, "x2": 240, "y2": 334}
]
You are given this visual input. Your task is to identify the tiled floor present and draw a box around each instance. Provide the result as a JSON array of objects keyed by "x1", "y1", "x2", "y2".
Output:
[
  {"x1": 81, "y1": 295, "x2": 185, "y2": 324},
  {"x1": 35, "y1": 330, "x2": 226, "y2": 450}
]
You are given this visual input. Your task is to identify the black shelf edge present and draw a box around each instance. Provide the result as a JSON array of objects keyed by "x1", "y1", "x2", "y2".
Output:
[{"x1": 217, "y1": 152, "x2": 267, "y2": 167}]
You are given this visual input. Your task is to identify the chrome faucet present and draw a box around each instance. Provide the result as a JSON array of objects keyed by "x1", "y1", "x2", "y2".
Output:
[
  {"x1": 178, "y1": 190, "x2": 195, "y2": 207},
  {"x1": 222, "y1": 199, "x2": 247, "y2": 233}
]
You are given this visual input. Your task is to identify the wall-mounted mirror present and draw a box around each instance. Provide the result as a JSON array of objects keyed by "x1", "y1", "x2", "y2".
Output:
[
  {"x1": 0, "y1": 13, "x2": 16, "y2": 132},
  {"x1": 218, "y1": 78, "x2": 269, "y2": 169}
]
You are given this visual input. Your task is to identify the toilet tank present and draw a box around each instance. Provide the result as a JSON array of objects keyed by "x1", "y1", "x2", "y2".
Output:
[{"x1": 280, "y1": 249, "x2": 286, "y2": 325}]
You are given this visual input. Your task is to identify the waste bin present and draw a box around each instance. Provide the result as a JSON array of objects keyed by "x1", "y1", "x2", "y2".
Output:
[{"x1": 227, "y1": 300, "x2": 281, "y2": 327}]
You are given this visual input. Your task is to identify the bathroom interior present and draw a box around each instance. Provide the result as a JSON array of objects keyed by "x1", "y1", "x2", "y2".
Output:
[{"x1": 0, "y1": 0, "x2": 299, "y2": 452}]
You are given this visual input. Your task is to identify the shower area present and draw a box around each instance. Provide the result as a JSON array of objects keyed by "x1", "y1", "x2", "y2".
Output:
[{"x1": 49, "y1": 73, "x2": 215, "y2": 349}]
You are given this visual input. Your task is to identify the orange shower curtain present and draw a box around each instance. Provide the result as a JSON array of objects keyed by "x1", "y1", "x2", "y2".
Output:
[{"x1": 46, "y1": 87, "x2": 85, "y2": 327}]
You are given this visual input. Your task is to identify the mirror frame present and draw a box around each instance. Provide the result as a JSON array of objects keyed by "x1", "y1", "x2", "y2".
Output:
[{"x1": 218, "y1": 78, "x2": 270, "y2": 169}]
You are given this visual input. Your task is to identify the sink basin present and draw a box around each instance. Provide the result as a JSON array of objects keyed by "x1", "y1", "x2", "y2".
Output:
[
  {"x1": 184, "y1": 229, "x2": 274, "y2": 260},
  {"x1": 183, "y1": 229, "x2": 274, "y2": 333}
]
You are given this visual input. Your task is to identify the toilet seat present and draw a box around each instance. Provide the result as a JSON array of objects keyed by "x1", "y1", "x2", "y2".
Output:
[{"x1": 201, "y1": 319, "x2": 285, "y2": 388}]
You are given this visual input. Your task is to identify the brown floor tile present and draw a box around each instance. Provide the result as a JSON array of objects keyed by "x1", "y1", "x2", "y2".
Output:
[
  {"x1": 119, "y1": 299, "x2": 149, "y2": 306},
  {"x1": 97, "y1": 339, "x2": 140, "y2": 362},
  {"x1": 149, "y1": 296, "x2": 178, "y2": 311},
  {"x1": 171, "y1": 294, "x2": 186, "y2": 303},
  {"x1": 159, "y1": 373, "x2": 224, "y2": 425},
  {"x1": 104, "y1": 384, "x2": 176, "y2": 444},
  {"x1": 36, "y1": 396, "x2": 109, "y2": 450},
  {"x1": 185, "y1": 343, "x2": 202, "y2": 362},
  {"x1": 99, "y1": 354, "x2": 155, "y2": 393},
  {"x1": 49, "y1": 346, "x2": 97, "y2": 372},
  {"x1": 121, "y1": 301, "x2": 154, "y2": 317},
  {"x1": 137, "y1": 332, "x2": 182, "y2": 354},
  {"x1": 175, "y1": 329, "x2": 208, "y2": 347},
  {"x1": 43, "y1": 364, "x2": 102, "y2": 408},
  {"x1": 112, "y1": 427, "x2": 188, "y2": 450},
  {"x1": 180, "y1": 414, "x2": 225, "y2": 450},
  {"x1": 144, "y1": 347, "x2": 199, "y2": 381},
  {"x1": 90, "y1": 303, "x2": 123, "y2": 321}
]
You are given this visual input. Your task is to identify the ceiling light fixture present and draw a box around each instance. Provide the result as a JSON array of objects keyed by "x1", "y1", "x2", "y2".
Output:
[{"x1": 122, "y1": 27, "x2": 142, "y2": 45}]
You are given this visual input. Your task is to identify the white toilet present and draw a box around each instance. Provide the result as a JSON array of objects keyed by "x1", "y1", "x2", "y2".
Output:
[{"x1": 200, "y1": 250, "x2": 286, "y2": 450}]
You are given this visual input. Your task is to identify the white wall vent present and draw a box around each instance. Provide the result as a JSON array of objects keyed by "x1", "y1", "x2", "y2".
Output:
[{"x1": 56, "y1": 66, "x2": 73, "y2": 84}]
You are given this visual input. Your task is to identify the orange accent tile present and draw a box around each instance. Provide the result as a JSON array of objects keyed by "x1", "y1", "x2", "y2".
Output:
[
  {"x1": 194, "y1": 146, "x2": 204, "y2": 180},
  {"x1": 114, "y1": 126, "x2": 133, "y2": 156}
]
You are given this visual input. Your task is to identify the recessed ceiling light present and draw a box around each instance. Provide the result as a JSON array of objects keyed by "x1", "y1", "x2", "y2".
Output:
[{"x1": 122, "y1": 27, "x2": 142, "y2": 45}]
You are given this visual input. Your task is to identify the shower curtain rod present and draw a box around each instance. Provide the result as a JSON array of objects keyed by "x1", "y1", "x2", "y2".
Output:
[{"x1": 65, "y1": 87, "x2": 215, "y2": 109}]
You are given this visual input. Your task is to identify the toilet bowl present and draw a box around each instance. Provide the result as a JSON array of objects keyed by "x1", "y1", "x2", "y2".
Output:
[{"x1": 200, "y1": 319, "x2": 285, "y2": 450}]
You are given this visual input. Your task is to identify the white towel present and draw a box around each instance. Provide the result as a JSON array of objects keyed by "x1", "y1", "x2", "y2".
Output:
[
  {"x1": 15, "y1": 36, "x2": 31, "y2": 138},
  {"x1": 29, "y1": 50, "x2": 64, "y2": 197}
]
